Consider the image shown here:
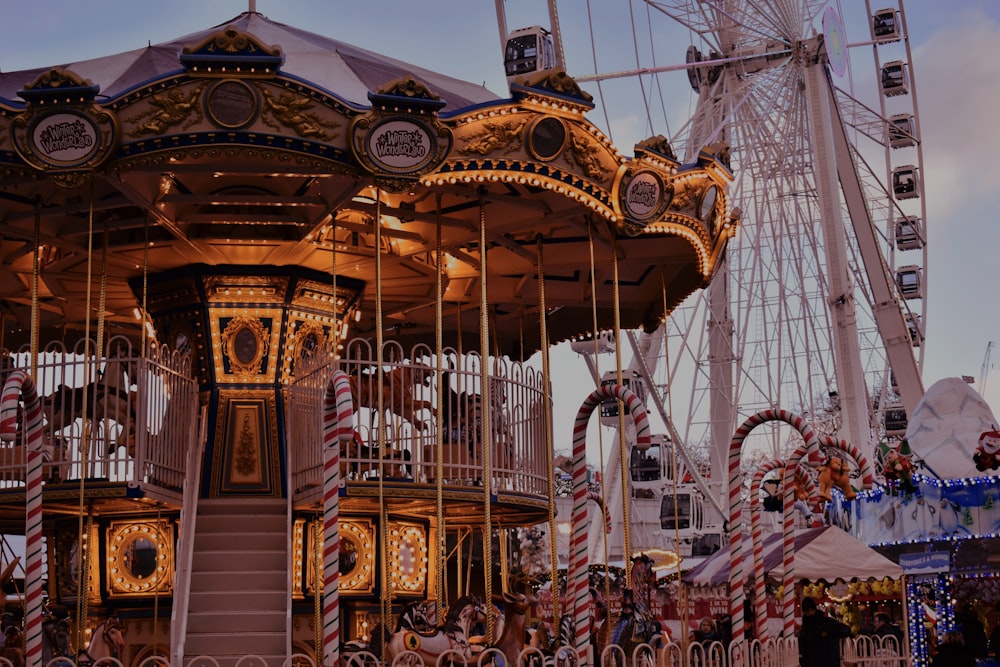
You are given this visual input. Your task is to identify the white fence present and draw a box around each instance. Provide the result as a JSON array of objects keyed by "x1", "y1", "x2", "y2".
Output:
[
  {"x1": 0, "y1": 337, "x2": 198, "y2": 492},
  {"x1": 286, "y1": 340, "x2": 549, "y2": 497}
]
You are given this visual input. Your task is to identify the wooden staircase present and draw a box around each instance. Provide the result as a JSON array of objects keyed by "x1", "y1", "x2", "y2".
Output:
[{"x1": 183, "y1": 498, "x2": 289, "y2": 667}]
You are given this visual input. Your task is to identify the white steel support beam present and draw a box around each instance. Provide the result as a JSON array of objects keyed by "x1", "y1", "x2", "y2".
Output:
[
  {"x1": 823, "y1": 70, "x2": 925, "y2": 419},
  {"x1": 802, "y1": 53, "x2": 874, "y2": 461}
]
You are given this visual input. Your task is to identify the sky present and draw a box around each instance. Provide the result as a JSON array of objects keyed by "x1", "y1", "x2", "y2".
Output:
[{"x1": 2, "y1": 0, "x2": 1000, "y2": 453}]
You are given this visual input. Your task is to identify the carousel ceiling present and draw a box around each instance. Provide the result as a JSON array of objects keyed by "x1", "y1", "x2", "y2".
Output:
[{"x1": 0, "y1": 11, "x2": 737, "y2": 360}]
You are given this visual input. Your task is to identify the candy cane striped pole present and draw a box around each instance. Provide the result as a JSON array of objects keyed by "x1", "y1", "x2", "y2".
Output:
[
  {"x1": 586, "y1": 490, "x2": 612, "y2": 534},
  {"x1": 749, "y1": 452, "x2": 812, "y2": 641},
  {"x1": 0, "y1": 371, "x2": 44, "y2": 667},
  {"x1": 728, "y1": 409, "x2": 818, "y2": 643},
  {"x1": 322, "y1": 368, "x2": 354, "y2": 667},
  {"x1": 570, "y1": 384, "x2": 649, "y2": 663}
]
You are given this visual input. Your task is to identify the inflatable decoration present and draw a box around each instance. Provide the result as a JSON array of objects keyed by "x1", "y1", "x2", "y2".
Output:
[
  {"x1": 879, "y1": 439, "x2": 916, "y2": 492},
  {"x1": 974, "y1": 428, "x2": 1000, "y2": 471}
]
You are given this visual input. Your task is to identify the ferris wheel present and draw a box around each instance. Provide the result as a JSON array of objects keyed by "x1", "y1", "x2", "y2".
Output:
[{"x1": 562, "y1": 0, "x2": 928, "y2": 484}]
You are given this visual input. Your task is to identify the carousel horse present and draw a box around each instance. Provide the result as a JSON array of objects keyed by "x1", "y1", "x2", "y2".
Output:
[
  {"x1": 610, "y1": 588, "x2": 658, "y2": 665},
  {"x1": 494, "y1": 591, "x2": 536, "y2": 667},
  {"x1": 386, "y1": 595, "x2": 485, "y2": 667},
  {"x1": 341, "y1": 430, "x2": 412, "y2": 479},
  {"x1": 526, "y1": 615, "x2": 576, "y2": 667},
  {"x1": 349, "y1": 364, "x2": 436, "y2": 430},
  {"x1": 42, "y1": 357, "x2": 138, "y2": 455},
  {"x1": 80, "y1": 616, "x2": 126, "y2": 663}
]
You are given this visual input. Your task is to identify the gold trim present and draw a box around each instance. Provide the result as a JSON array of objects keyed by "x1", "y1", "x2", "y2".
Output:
[
  {"x1": 388, "y1": 522, "x2": 428, "y2": 595},
  {"x1": 221, "y1": 315, "x2": 269, "y2": 377},
  {"x1": 106, "y1": 520, "x2": 175, "y2": 597},
  {"x1": 307, "y1": 518, "x2": 375, "y2": 595}
]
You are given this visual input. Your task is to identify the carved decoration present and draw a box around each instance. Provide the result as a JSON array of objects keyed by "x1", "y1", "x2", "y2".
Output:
[
  {"x1": 257, "y1": 85, "x2": 340, "y2": 141},
  {"x1": 127, "y1": 83, "x2": 207, "y2": 137},
  {"x1": 567, "y1": 128, "x2": 609, "y2": 180},
  {"x1": 9, "y1": 68, "x2": 118, "y2": 176},
  {"x1": 458, "y1": 119, "x2": 527, "y2": 156},
  {"x1": 379, "y1": 78, "x2": 440, "y2": 103},
  {"x1": 179, "y1": 28, "x2": 284, "y2": 75},
  {"x1": 636, "y1": 135, "x2": 678, "y2": 162}
]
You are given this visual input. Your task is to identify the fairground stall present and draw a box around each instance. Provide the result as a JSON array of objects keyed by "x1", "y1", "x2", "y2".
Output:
[{"x1": 0, "y1": 8, "x2": 735, "y2": 667}]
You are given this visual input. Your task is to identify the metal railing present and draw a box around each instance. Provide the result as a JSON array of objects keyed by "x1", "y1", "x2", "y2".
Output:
[
  {"x1": 286, "y1": 340, "x2": 549, "y2": 498},
  {"x1": 0, "y1": 337, "x2": 197, "y2": 493}
]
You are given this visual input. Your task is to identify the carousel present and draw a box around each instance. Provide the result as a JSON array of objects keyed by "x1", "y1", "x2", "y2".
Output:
[{"x1": 0, "y1": 9, "x2": 735, "y2": 667}]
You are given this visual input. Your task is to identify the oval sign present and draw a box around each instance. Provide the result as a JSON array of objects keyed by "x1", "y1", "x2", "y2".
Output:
[
  {"x1": 31, "y1": 111, "x2": 100, "y2": 166},
  {"x1": 623, "y1": 171, "x2": 663, "y2": 221},
  {"x1": 366, "y1": 118, "x2": 434, "y2": 173}
]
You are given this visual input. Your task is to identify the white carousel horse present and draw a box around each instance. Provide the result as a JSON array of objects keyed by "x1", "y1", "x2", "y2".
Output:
[
  {"x1": 80, "y1": 617, "x2": 126, "y2": 664},
  {"x1": 386, "y1": 595, "x2": 486, "y2": 667}
]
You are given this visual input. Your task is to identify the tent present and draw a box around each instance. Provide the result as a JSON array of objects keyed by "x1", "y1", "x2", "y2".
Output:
[{"x1": 682, "y1": 525, "x2": 903, "y2": 588}]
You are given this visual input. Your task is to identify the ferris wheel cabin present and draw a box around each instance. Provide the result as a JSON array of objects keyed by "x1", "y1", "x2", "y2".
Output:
[
  {"x1": 872, "y1": 8, "x2": 901, "y2": 43},
  {"x1": 880, "y1": 60, "x2": 910, "y2": 97},
  {"x1": 905, "y1": 313, "x2": 924, "y2": 347},
  {"x1": 504, "y1": 26, "x2": 556, "y2": 85},
  {"x1": 599, "y1": 369, "x2": 646, "y2": 425},
  {"x1": 895, "y1": 265, "x2": 924, "y2": 300},
  {"x1": 895, "y1": 216, "x2": 924, "y2": 251},
  {"x1": 892, "y1": 164, "x2": 920, "y2": 199},
  {"x1": 883, "y1": 404, "x2": 909, "y2": 437},
  {"x1": 888, "y1": 113, "x2": 917, "y2": 149}
]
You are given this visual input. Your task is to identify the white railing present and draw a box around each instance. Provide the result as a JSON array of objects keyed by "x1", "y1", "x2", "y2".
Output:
[
  {"x1": 286, "y1": 340, "x2": 549, "y2": 498},
  {"x1": 0, "y1": 337, "x2": 197, "y2": 492}
]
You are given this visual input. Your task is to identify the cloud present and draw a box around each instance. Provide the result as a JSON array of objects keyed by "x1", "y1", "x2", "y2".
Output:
[{"x1": 914, "y1": 9, "x2": 1000, "y2": 224}]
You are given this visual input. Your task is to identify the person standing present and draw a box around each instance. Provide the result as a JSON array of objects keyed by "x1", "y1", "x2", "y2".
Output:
[
  {"x1": 871, "y1": 611, "x2": 905, "y2": 650},
  {"x1": 798, "y1": 597, "x2": 853, "y2": 667},
  {"x1": 931, "y1": 630, "x2": 975, "y2": 667}
]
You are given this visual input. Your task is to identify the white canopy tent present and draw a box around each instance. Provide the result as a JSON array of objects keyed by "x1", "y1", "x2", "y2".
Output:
[{"x1": 682, "y1": 525, "x2": 903, "y2": 588}]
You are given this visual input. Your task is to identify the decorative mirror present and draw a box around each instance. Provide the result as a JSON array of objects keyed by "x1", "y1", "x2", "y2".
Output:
[
  {"x1": 221, "y1": 316, "x2": 268, "y2": 376},
  {"x1": 107, "y1": 520, "x2": 175, "y2": 596}
]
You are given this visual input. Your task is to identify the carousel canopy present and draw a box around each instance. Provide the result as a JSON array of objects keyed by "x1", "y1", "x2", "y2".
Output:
[
  {"x1": 0, "y1": 12, "x2": 496, "y2": 110},
  {"x1": 682, "y1": 525, "x2": 903, "y2": 588},
  {"x1": 0, "y1": 11, "x2": 734, "y2": 360}
]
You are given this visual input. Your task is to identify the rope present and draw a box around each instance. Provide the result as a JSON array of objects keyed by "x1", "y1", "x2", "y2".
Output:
[
  {"x1": 434, "y1": 195, "x2": 446, "y2": 613},
  {"x1": 477, "y1": 189, "x2": 495, "y2": 642},
  {"x1": 30, "y1": 200, "x2": 40, "y2": 377},
  {"x1": 610, "y1": 234, "x2": 632, "y2": 587},
  {"x1": 373, "y1": 192, "x2": 390, "y2": 647},
  {"x1": 536, "y1": 236, "x2": 560, "y2": 625}
]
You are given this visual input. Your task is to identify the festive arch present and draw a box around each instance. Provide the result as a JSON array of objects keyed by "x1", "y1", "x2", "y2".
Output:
[{"x1": 570, "y1": 384, "x2": 650, "y2": 662}]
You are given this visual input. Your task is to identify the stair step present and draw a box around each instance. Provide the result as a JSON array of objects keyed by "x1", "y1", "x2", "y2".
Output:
[
  {"x1": 182, "y1": 497, "x2": 289, "y2": 663},
  {"x1": 190, "y1": 566, "x2": 285, "y2": 587},
  {"x1": 185, "y1": 633, "x2": 286, "y2": 658},
  {"x1": 187, "y1": 589, "x2": 287, "y2": 613},
  {"x1": 185, "y1": 653, "x2": 286, "y2": 667},
  {"x1": 193, "y1": 532, "x2": 286, "y2": 552},
  {"x1": 192, "y1": 549, "x2": 286, "y2": 571},
  {"x1": 187, "y1": 610, "x2": 286, "y2": 634},
  {"x1": 195, "y1": 514, "x2": 287, "y2": 533}
]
